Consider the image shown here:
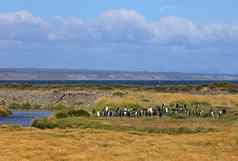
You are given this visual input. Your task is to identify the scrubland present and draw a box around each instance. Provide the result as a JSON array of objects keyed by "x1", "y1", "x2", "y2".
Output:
[{"x1": 0, "y1": 83, "x2": 238, "y2": 161}]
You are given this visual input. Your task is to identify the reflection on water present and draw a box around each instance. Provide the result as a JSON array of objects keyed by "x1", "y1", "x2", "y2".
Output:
[{"x1": 0, "y1": 111, "x2": 52, "y2": 126}]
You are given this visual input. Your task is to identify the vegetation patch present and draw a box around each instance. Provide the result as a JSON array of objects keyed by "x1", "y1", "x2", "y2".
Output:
[
  {"x1": 112, "y1": 91, "x2": 128, "y2": 97},
  {"x1": 32, "y1": 117, "x2": 59, "y2": 129},
  {"x1": 0, "y1": 106, "x2": 12, "y2": 117},
  {"x1": 9, "y1": 102, "x2": 42, "y2": 110},
  {"x1": 52, "y1": 103, "x2": 68, "y2": 111},
  {"x1": 55, "y1": 109, "x2": 91, "y2": 119},
  {"x1": 32, "y1": 117, "x2": 217, "y2": 134}
]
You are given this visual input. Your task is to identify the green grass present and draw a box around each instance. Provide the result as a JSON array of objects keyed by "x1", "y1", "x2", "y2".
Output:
[{"x1": 32, "y1": 117, "x2": 218, "y2": 134}]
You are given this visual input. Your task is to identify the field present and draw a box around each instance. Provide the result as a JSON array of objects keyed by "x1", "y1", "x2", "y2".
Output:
[
  {"x1": 1, "y1": 118, "x2": 238, "y2": 161},
  {"x1": 0, "y1": 82, "x2": 238, "y2": 161}
]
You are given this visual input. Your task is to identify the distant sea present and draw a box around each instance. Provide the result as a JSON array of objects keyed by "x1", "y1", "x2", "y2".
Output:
[{"x1": 0, "y1": 80, "x2": 237, "y2": 86}]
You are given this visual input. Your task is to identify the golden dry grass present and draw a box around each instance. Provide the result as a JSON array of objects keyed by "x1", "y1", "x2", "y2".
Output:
[
  {"x1": 146, "y1": 92, "x2": 238, "y2": 107},
  {"x1": 96, "y1": 91, "x2": 238, "y2": 109},
  {"x1": 0, "y1": 121, "x2": 238, "y2": 161}
]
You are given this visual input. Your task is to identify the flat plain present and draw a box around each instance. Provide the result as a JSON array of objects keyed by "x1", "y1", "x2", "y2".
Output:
[{"x1": 0, "y1": 83, "x2": 238, "y2": 161}]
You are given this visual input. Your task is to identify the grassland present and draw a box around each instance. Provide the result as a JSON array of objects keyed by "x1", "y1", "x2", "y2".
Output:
[
  {"x1": 1, "y1": 82, "x2": 238, "y2": 111},
  {"x1": 32, "y1": 117, "x2": 219, "y2": 134},
  {"x1": 0, "y1": 82, "x2": 238, "y2": 161},
  {"x1": 1, "y1": 118, "x2": 238, "y2": 161}
]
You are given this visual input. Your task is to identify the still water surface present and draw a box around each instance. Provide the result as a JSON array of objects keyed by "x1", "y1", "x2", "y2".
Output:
[{"x1": 0, "y1": 111, "x2": 52, "y2": 126}]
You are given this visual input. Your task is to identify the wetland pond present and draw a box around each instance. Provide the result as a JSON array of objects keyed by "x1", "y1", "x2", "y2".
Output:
[{"x1": 0, "y1": 111, "x2": 52, "y2": 126}]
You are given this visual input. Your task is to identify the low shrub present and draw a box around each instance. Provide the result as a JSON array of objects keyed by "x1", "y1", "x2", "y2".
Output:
[
  {"x1": 21, "y1": 102, "x2": 32, "y2": 110},
  {"x1": 32, "y1": 117, "x2": 59, "y2": 129},
  {"x1": 32, "y1": 117, "x2": 217, "y2": 135},
  {"x1": 55, "y1": 109, "x2": 91, "y2": 119},
  {"x1": 52, "y1": 103, "x2": 67, "y2": 110},
  {"x1": 9, "y1": 103, "x2": 22, "y2": 109},
  {"x1": 9, "y1": 102, "x2": 42, "y2": 110},
  {"x1": 0, "y1": 106, "x2": 12, "y2": 117}
]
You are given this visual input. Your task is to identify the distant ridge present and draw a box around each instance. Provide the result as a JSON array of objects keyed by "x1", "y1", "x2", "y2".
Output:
[{"x1": 0, "y1": 68, "x2": 237, "y2": 81}]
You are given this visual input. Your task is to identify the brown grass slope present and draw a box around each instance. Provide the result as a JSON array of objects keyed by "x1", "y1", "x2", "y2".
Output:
[{"x1": 0, "y1": 126, "x2": 237, "y2": 161}]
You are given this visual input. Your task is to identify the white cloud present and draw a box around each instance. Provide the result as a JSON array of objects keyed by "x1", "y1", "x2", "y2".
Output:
[
  {"x1": 99, "y1": 9, "x2": 145, "y2": 23},
  {"x1": 0, "y1": 10, "x2": 48, "y2": 43},
  {"x1": 0, "y1": 9, "x2": 238, "y2": 49},
  {"x1": 0, "y1": 10, "x2": 43, "y2": 24}
]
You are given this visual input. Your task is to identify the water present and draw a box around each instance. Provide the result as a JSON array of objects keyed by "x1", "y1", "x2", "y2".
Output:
[{"x1": 0, "y1": 111, "x2": 52, "y2": 126}]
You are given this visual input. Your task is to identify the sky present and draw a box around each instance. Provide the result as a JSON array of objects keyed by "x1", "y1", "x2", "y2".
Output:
[{"x1": 0, "y1": 0, "x2": 238, "y2": 74}]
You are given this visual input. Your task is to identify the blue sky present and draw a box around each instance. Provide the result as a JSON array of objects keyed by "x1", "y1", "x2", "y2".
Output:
[
  {"x1": 1, "y1": 0, "x2": 238, "y2": 23},
  {"x1": 0, "y1": 0, "x2": 238, "y2": 74}
]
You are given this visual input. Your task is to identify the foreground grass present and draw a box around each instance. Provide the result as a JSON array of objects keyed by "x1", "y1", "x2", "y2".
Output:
[{"x1": 0, "y1": 123, "x2": 238, "y2": 161}]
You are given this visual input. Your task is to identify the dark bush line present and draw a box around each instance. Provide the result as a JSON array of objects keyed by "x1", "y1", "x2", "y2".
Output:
[
  {"x1": 55, "y1": 109, "x2": 91, "y2": 119},
  {"x1": 9, "y1": 102, "x2": 42, "y2": 110},
  {"x1": 32, "y1": 118, "x2": 59, "y2": 129},
  {"x1": 8, "y1": 102, "x2": 91, "y2": 111}
]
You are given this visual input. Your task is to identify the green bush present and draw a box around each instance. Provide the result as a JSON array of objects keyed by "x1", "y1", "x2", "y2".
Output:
[
  {"x1": 32, "y1": 117, "x2": 217, "y2": 134},
  {"x1": 68, "y1": 109, "x2": 91, "y2": 117},
  {"x1": 21, "y1": 102, "x2": 32, "y2": 110},
  {"x1": 9, "y1": 103, "x2": 22, "y2": 109},
  {"x1": 0, "y1": 106, "x2": 12, "y2": 117},
  {"x1": 52, "y1": 103, "x2": 67, "y2": 110},
  {"x1": 55, "y1": 111, "x2": 69, "y2": 118},
  {"x1": 32, "y1": 117, "x2": 59, "y2": 129},
  {"x1": 31, "y1": 104, "x2": 42, "y2": 110},
  {"x1": 9, "y1": 102, "x2": 42, "y2": 110},
  {"x1": 55, "y1": 109, "x2": 91, "y2": 119}
]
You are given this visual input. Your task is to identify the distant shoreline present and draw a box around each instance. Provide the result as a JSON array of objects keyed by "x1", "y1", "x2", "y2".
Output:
[
  {"x1": 0, "y1": 68, "x2": 238, "y2": 81},
  {"x1": 0, "y1": 80, "x2": 237, "y2": 86}
]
